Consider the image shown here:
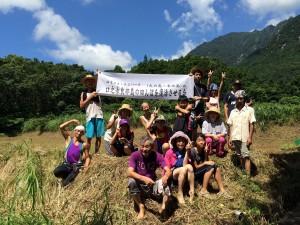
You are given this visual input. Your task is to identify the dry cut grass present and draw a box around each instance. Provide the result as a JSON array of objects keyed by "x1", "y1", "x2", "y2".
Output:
[{"x1": 0, "y1": 126, "x2": 300, "y2": 224}]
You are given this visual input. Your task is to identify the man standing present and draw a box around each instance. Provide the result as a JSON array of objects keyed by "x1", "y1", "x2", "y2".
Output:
[
  {"x1": 189, "y1": 66, "x2": 209, "y2": 133},
  {"x1": 223, "y1": 80, "x2": 252, "y2": 123},
  {"x1": 127, "y1": 136, "x2": 171, "y2": 219},
  {"x1": 228, "y1": 90, "x2": 256, "y2": 175}
]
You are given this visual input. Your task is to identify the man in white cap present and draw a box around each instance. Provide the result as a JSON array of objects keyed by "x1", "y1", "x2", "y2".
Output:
[
  {"x1": 227, "y1": 90, "x2": 256, "y2": 175},
  {"x1": 53, "y1": 119, "x2": 90, "y2": 187}
]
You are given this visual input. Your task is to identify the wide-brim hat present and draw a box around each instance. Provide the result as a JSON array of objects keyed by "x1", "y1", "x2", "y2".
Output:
[
  {"x1": 117, "y1": 104, "x2": 133, "y2": 117},
  {"x1": 205, "y1": 106, "x2": 221, "y2": 118},
  {"x1": 191, "y1": 66, "x2": 205, "y2": 75},
  {"x1": 80, "y1": 74, "x2": 97, "y2": 86},
  {"x1": 169, "y1": 131, "x2": 191, "y2": 149}
]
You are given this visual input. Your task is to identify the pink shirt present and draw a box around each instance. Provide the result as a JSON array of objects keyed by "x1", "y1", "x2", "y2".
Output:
[
  {"x1": 165, "y1": 148, "x2": 192, "y2": 169},
  {"x1": 164, "y1": 149, "x2": 178, "y2": 169}
]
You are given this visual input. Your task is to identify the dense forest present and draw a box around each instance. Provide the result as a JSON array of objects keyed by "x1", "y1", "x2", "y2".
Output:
[
  {"x1": 0, "y1": 54, "x2": 299, "y2": 133},
  {"x1": 188, "y1": 15, "x2": 300, "y2": 103}
]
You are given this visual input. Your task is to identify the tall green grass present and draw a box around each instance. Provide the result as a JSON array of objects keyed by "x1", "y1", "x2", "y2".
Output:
[
  {"x1": 21, "y1": 102, "x2": 300, "y2": 133},
  {"x1": 14, "y1": 141, "x2": 45, "y2": 211},
  {"x1": 254, "y1": 103, "x2": 300, "y2": 131},
  {"x1": 22, "y1": 112, "x2": 176, "y2": 133},
  {"x1": 0, "y1": 141, "x2": 52, "y2": 225}
]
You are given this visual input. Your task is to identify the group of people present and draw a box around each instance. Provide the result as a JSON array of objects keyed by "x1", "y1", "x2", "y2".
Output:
[{"x1": 53, "y1": 66, "x2": 256, "y2": 220}]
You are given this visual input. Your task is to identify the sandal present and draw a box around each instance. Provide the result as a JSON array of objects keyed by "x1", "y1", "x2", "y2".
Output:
[
  {"x1": 200, "y1": 191, "x2": 212, "y2": 199},
  {"x1": 217, "y1": 191, "x2": 234, "y2": 200}
]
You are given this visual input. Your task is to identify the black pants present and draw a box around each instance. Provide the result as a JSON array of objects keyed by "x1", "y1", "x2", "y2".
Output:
[{"x1": 53, "y1": 163, "x2": 80, "y2": 187}]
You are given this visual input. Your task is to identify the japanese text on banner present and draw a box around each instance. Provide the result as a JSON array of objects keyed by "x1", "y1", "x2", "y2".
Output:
[{"x1": 96, "y1": 72, "x2": 194, "y2": 100}]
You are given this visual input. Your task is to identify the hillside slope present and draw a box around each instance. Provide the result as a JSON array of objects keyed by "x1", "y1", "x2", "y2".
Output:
[
  {"x1": 188, "y1": 18, "x2": 288, "y2": 65},
  {"x1": 0, "y1": 127, "x2": 300, "y2": 224}
]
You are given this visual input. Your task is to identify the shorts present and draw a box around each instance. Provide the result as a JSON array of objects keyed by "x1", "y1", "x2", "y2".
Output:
[
  {"x1": 86, "y1": 118, "x2": 105, "y2": 138},
  {"x1": 233, "y1": 140, "x2": 250, "y2": 158},
  {"x1": 113, "y1": 143, "x2": 134, "y2": 156},
  {"x1": 128, "y1": 178, "x2": 170, "y2": 199},
  {"x1": 194, "y1": 164, "x2": 218, "y2": 182}
]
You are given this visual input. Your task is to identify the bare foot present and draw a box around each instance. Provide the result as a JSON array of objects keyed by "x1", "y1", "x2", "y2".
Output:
[
  {"x1": 177, "y1": 193, "x2": 185, "y2": 204},
  {"x1": 137, "y1": 205, "x2": 145, "y2": 219}
]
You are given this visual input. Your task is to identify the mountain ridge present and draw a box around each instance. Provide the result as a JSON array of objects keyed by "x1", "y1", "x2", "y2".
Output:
[{"x1": 188, "y1": 16, "x2": 295, "y2": 66}]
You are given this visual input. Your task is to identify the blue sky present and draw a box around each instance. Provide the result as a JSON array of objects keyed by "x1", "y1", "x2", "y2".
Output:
[{"x1": 1, "y1": 0, "x2": 300, "y2": 71}]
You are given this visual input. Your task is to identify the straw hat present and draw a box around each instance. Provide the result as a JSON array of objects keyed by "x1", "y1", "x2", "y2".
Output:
[
  {"x1": 80, "y1": 74, "x2": 97, "y2": 86},
  {"x1": 190, "y1": 66, "x2": 205, "y2": 75},
  {"x1": 169, "y1": 131, "x2": 191, "y2": 149},
  {"x1": 117, "y1": 104, "x2": 133, "y2": 116},
  {"x1": 205, "y1": 106, "x2": 220, "y2": 118}
]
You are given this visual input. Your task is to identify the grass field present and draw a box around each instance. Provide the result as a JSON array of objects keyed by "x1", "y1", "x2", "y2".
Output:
[{"x1": 0, "y1": 125, "x2": 299, "y2": 224}]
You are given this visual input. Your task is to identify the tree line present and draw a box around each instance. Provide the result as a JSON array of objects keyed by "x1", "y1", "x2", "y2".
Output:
[{"x1": 0, "y1": 54, "x2": 298, "y2": 133}]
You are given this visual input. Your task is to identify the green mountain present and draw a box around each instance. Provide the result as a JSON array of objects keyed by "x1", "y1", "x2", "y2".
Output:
[
  {"x1": 188, "y1": 18, "x2": 289, "y2": 66},
  {"x1": 188, "y1": 15, "x2": 300, "y2": 101}
]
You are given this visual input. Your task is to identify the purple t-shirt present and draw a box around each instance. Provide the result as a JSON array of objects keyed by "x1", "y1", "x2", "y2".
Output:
[{"x1": 128, "y1": 150, "x2": 167, "y2": 181}]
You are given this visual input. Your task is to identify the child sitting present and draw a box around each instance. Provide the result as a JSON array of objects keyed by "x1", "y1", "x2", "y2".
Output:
[
  {"x1": 110, "y1": 119, "x2": 134, "y2": 156},
  {"x1": 202, "y1": 106, "x2": 227, "y2": 156},
  {"x1": 190, "y1": 133, "x2": 233, "y2": 200},
  {"x1": 147, "y1": 115, "x2": 172, "y2": 155}
]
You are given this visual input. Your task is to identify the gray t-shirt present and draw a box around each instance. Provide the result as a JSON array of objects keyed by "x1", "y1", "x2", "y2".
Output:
[{"x1": 190, "y1": 147, "x2": 205, "y2": 165}]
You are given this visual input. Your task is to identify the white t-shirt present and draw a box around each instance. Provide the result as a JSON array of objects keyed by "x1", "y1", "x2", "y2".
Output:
[
  {"x1": 104, "y1": 115, "x2": 131, "y2": 142},
  {"x1": 85, "y1": 93, "x2": 103, "y2": 121}
]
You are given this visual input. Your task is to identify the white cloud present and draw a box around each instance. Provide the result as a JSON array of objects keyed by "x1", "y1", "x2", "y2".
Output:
[
  {"x1": 32, "y1": 8, "x2": 135, "y2": 70},
  {"x1": 49, "y1": 44, "x2": 135, "y2": 71},
  {"x1": 171, "y1": 0, "x2": 222, "y2": 36},
  {"x1": 164, "y1": 9, "x2": 172, "y2": 23},
  {"x1": 153, "y1": 40, "x2": 197, "y2": 60},
  {"x1": 240, "y1": 0, "x2": 300, "y2": 17},
  {"x1": 265, "y1": 13, "x2": 296, "y2": 26},
  {"x1": 0, "y1": 1, "x2": 136, "y2": 71},
  {"x1": 171, "y1": 40, "x2": 197, "y2": 59},
  {"x1": 0, "y1": 0, "x2": 45, "y2": 13},
  {"x1": 33, "y1": 8, "x2": 86, "y2": 48}
]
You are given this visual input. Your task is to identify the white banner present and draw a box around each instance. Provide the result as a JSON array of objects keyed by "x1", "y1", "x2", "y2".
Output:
[{"x1": 96, "y1": 72, "x2": 194, "y2": 100}]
